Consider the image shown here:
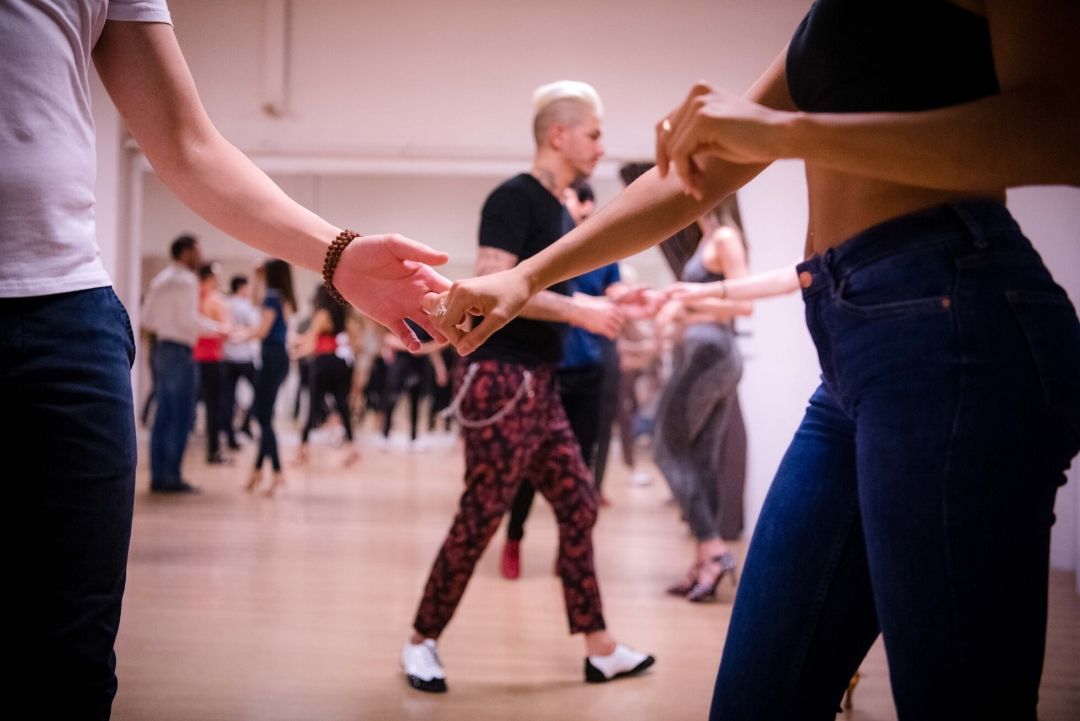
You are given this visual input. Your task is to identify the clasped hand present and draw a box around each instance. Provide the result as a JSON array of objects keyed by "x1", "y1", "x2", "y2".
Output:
[
  {"x1": 656, "y1": 82, "x2": 787, "y2": 199},
  {"x1": 331, "y1": 233, "x2": 452, "y2": 352}
]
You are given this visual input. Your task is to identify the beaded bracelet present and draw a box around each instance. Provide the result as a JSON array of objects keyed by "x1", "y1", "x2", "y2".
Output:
[{"x1": 322, "y1": 229, "x2": 361, "y2": 305}]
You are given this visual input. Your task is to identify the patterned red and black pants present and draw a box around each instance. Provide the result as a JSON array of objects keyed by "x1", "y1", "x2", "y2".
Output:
[{"x1": 413, "y1": 359, "x2": 605, "y2": 637}]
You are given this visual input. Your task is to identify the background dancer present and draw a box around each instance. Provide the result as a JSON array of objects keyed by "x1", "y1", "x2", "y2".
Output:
[
  {"x1": 653, "y1": 199, "x2": 750, "y2": 602},
  {"x1": 195, "y1": 262, "x2": 231, "y2": 465},
  {"x1": 223, "y1": 274, "x2": 259, "y2": 449},
  {"x1": 498, "y1": 180, "x2": 624, "y2": 579},
  {"x1": 402, "y1": 80, "x2": 653, "y2": 693},
  {"x1": 295, "y1": 286, "x2": 360, "y2": 467}
]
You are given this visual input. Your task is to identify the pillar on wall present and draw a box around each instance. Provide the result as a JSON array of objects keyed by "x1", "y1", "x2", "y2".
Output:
[{"x1": 91, "y1": 72, "x2": 121, "y2": 290}]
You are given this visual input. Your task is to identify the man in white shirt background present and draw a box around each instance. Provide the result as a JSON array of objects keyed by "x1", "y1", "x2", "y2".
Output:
[
  {"x1": 140, "y1": 234, "x2": 224, "y2": 494},
  {"x1": 223, "y1": 274, "x2": 260, "y2": 449}
]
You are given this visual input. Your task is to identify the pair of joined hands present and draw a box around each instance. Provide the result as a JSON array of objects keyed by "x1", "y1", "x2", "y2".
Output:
[{"x1": 347, "y1": 82, "x2": 778, "y2": 356}]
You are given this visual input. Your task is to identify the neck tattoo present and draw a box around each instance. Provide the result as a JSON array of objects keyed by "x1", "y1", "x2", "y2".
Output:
[{"x1": 530, "y1": 167, "x2": 559, "y2": 196}]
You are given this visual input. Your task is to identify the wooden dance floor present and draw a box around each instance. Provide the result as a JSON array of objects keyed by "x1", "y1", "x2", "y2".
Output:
[{"x1": 114, "y1": 428, "x2": 1080, "y2": 721}]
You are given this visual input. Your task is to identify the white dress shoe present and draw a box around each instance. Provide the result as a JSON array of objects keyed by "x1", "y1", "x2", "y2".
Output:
[
  {"x1": 584, "y1": 643, "x2": 656, "y2": 683},
  {"x1": 401, "y1": 638, "x2": 447, "y2": 693}
]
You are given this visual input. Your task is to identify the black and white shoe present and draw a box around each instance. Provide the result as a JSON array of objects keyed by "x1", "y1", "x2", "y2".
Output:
[
  {"x1": 584, "y1": 643, "x2": 656, "y2": 683},
  {"x1": 401, "y1": 639, "x2": 448, "y2": 693}
]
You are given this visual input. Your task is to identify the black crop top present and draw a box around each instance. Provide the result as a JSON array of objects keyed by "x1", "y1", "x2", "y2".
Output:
[{"x1": 786, "y1": 0, "x2": 999, "y2": 113}]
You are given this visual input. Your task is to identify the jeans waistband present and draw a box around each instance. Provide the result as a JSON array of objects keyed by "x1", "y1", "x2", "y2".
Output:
[
  {"x1": 796, "y1": 200, "x2": 1027, "y2": 300},
  {"x1": 157, "y1": 339, "x2": 192, "y2": 352}
]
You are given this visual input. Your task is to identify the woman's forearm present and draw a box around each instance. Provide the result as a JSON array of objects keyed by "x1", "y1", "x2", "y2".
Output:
[
  {"x1": 518, "y1": 162, "x2": 764, "y2": 294},
  {"x1": 783, "y1": 88, "x2": 1080, "y2": 190},
  {"x1": 688, "y1": 263, "x2": 800, "y2": 301}
]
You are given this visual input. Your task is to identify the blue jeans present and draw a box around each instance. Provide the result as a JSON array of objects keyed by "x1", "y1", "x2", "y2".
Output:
[
  {"x1": 150, "y1": 340, "x2": 197, "y2": 487},
  {"x1": 710, "y1": 201, "x2": 1080, "y2": 721},
  {"x1": 1, "y1": 287, "x2": 137, "y2": 719}
]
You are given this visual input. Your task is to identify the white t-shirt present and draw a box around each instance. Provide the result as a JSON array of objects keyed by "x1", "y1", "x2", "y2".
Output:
[
  {"x1": 224, "y1": 295, "x2": 261, "y2": 363},
  {"x1": 0, "y1": 0, "x2": 172, "y2": 298},
  {"x1": 141, "y1": 263, "x2": 222, "y2": 348}
]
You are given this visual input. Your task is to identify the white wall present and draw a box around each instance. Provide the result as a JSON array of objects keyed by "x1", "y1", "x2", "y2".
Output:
[
  {"x1": 1008, "y1": 187, "x2": 1080, "y2": 587},
  {"x1": 96, "y1": 0, "x2": 1079, "y2": 580},
  {"x1": 91, "y1": 71, "x2": 125, "y2": 300}
]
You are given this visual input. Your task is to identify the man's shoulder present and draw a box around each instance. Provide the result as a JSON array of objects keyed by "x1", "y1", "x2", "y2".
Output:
[
  {"x1": 150, "y1": 264, "x2": 187, "y2": 287},
  {"x1": 485, "y1": 173, "x2": 542, "y2": 205}
]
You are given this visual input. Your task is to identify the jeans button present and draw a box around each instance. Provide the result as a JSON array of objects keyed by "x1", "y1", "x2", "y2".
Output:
[{"x1": 799, "y1": 271, "x2": 814, "y2": 289}]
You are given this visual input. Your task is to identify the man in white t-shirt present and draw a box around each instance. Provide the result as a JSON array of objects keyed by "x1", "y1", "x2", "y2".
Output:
[
  {"x1": 0, "y1": 2, "x2": 451, "y2": 717},
  {"x1": 223, "y1": 273, "x2": 261, "y2": 447}
]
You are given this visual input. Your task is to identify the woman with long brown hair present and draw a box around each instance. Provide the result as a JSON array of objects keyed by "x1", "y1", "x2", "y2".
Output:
[
  {"x1": 247, "y1": 259, "x2": 296, "y2": 495},
  {"x1": 653, "y1": 197, "x2": 751, "y2": 602}
]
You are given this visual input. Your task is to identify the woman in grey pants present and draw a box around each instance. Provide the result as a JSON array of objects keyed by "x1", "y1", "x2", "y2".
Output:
[{"x1": 654, "y1": 201, "x2": 751, "y2": 602}]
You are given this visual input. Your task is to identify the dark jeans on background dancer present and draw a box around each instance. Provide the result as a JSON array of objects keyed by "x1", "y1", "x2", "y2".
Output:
[
  {"x1": 5, "y1": 287, "x2": 136, "y2": 718},
  {"x1": 414, "y1": 361, "x2": 604, "y2": 637},
  {"x1": 151, "y1": 339, "x2": 197, "y2": 488},
  {"x1": 253, "y1": 343, "x2": 289, "y2": 472}
]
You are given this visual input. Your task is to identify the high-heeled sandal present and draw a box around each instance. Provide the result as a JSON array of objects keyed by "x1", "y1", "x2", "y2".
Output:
[
  {"x1": 263, "y1": 471, "x2": 285, "y2": 497},
  {"x1": 291, "y1": 445, "x2": 309, "y2": 467},
  {"x1": 245, "y1": 469, "x2": 262, "y2": 492},
  {"x1": 666, "y1": 561, "x2": 702, "y2": 596},
  {"x1": 686, "y1": 552, "x2": 738, "y2": 603},
  {"x1": 342, "y1": 447, "x2": 360, "y2": 468}
]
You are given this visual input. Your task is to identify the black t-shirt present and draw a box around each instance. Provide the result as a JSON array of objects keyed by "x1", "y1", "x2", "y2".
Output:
[{"x1": 469, "y1": 173, "x2": 573, "y2": 365}]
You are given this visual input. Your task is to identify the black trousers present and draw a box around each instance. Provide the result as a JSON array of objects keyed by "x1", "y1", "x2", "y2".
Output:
[
  {"x1": 198, "y1": 359, "x2": 228, "y2": 459},
  {"x1": 591, "y1": 342, "x2": 620, "y2": 491},
  {"x1": 224, "y1": 359, "x2": 256, "y2": 445},
  {"x1": 382, "y1": 351, "x2": 430, "y2": 441},
  {"x1": 5, "y1": 288, "x2": 136, "y2": 720},
  {"x1": 301, "y1": 353, "x2": 354, "y2": 443},
  {"x1": 506, "y1": 363, "x2": 603, "y2": 541}
]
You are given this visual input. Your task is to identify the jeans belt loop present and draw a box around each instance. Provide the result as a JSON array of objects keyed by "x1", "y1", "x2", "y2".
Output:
[
  {"x1": 822, "y1": 248, "x2": 842, "y2": 295},
  {"x1": 949, "y1": 202, "x2": 990, "y2": 251}
]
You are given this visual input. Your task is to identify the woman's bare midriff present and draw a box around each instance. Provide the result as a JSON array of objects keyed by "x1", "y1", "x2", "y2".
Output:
[{"x1": 803, "y1": 164, "x2": 1006, "y2": 256}]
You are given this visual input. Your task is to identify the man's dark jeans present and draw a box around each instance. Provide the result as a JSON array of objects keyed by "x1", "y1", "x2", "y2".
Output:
[{"x1": 2, "y1": 286, "x2": 137, "y2": 719}]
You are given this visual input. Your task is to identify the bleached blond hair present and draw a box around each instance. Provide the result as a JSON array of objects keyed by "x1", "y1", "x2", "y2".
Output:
[{"x1": 532, "y1": 80, "x2": 603, "y2": 146}]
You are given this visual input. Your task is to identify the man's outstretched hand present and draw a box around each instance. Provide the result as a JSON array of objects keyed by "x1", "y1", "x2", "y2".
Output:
[{"x1": 333, "y1": 234, "x2": 452, "y2": 351}]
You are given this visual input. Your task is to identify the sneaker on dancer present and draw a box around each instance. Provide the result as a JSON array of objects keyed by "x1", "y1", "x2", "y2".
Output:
[
  {"x1": 401, "y1": 638, "x2": 447, "y2": 693},
  {"x1": 406, "y1": 81, "x2": 655, "y2": 691},
  {"x1": 584, "y1": 643, "x2": 656, "y2": 683}
]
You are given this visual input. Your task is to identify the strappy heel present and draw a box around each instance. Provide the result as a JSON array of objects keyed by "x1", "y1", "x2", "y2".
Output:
[
  {"x1": 666, "y1": 561, "x2": 702, "y2": 596},
  {"x1": 686, "y1": 552, "x2": 738, "y2": 603}
]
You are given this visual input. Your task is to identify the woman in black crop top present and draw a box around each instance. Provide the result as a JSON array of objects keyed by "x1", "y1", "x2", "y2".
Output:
[{"x1": 433, "y1": 2, "x2": 1080, "y2": 719}]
